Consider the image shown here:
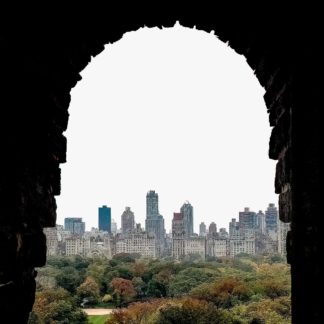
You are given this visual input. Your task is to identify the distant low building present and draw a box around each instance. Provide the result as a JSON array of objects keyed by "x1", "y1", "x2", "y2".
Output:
[
  {"x1": 44, "y1": 227, "x2": 58, "y2": 256},
  {"x1": 185, "y1": 237, "x2": 206, "y2": 260},
  {"x1": 64, "y1": 217, "x2": 85, "y2": 235},
  {"x1": 65, "y1": 236, "x2": 91, "y2": 257},
  {"x1": 116, "y1": 226, "x2": 157, "y2": 258},
  {"x1": 87, "y1": 235, "x2": 113, "y2": 259},
  {"x1": 207, "y1": 237, "x2": 229, "y2": 257}
]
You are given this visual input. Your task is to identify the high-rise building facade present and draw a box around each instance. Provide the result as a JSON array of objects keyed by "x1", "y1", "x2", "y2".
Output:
[
  {"x1": 256, "y1": 210, "x2": 266, "y2": 234},
  {"x1": 146, "y1": 190, "x2": 159, "y2": 218},
  {"x1": 121, "y1": 207, "x2": 135, "y2": 234},
  {"x1": 172, "y1": 213, "x2": 185, "y2": 238},
  {"x1": 111, "y1": 219, "x2": 117, "y2": 235},
  {"x1": 180, "y1": 201, "x2": 194, "y2": 237},
  {"x1": 199, "y1": 222, "x2": 207, "y2": 237},
  {"x1": 208, "y1": 222, "x2": 217, "y2": 238},
  {"x1": 172, "y1": 212, "x2": 185, "y2": 260},
  {"x1": 64, "y1": 217, "x2": 85, "y2": 235},
  {"x1": 219, "y1": 228, "x2": 229, "y2": 238},
  {"x1": 229, "y1": 218, "x2": 241, "y2": 239},
  {"x1": 239, "y1": 207, "x2": 258, "y2": 231},
  {"x1": 145, "y1": 190, "x2": 165, "y2": 241},
  {"x1": 98, "y1": 205, "x2": 111, "y2": 232},
  {"x1": 265, "y1": 203, "x2": 278, "y2": 232}
]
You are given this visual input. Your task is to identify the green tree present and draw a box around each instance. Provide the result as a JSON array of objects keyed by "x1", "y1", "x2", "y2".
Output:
[
  {"x1": 32, "y1": 288, "x2": 87, "y2": 324},
  {"x1": 168, "y1": 267, "x2": 215, "y2": 296},
  {"x1": 77, "y1": 276, "x2": 100, "y2": 304},
  {"x1": 155, "y1": 297, "x2": 238, "y2": 324},
  {"x1": 231, "y1": 297, "x2": 291, "y2": 324},
  {"x1": 132, "y1": 277, "x2": 146, "y2": 298},
  {"x1": 191, "y1": 277, "x2": 251, "y2": 308},
  {"x1": 55, "y1": 266, "x2": 84, "y2": 293},
  {"x1": 146, "y1": 279, "x2": 167, "y2": 297},
  {"x1": 111, "y1": 277, "x2": 136, "y2": 306}
]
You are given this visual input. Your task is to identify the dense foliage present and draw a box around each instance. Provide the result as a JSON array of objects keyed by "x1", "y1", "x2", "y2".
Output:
[{"x1": 29, "y1": 254, "x2": 291, "y2": 323}]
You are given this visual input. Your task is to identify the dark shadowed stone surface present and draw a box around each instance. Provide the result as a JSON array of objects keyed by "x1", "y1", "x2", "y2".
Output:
[{"x1": 0, "y1": 8, "x2": 323, "y2": 324}]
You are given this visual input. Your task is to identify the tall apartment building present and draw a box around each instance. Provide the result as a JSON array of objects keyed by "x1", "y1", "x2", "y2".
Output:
[
  {"x1": 98, "y1": 205, "x2": 111, "y2": 232},
  {"x1": 199, "y1": 222, "x2": 207, "y2": 237},
  {"x1": 145, "y1": 190, "x2": 165, "y2": 255},
  {"x1": 111, "y1": 219, "x2": 117, "y2": 235},
  {"x1": 265, "y1": 203, "x2": 278, "y2": 233},
  {"x1": 239, "y1": 207, "x2": 258, "y2": 232},
  {"x1": 229, "y1": 218, "x2": 241, "y2": 238},
  {"x1": 208, "y1": 222, "x2": 217, "y2": 238},
  {"x1": 219, "y1": 228, "x2": 229, "y2": 239},
  {"x1": 256, "y1": 210, "x2": 266, "y2": 234},
  {"x1": 172, "y1": 212, "x2": 185, "y2": 260},
  {"x1": 180, "y1": 201, "x2": 193, "y2": 237},
  {"x1": 64, "y1": 218, "x2": 85, "y2": 235},
  {"x1": 121, "y1": 207, "x2": 135, "y2": 234},
  {"x1": 172, "y1": 212, "x2": 205, "y2": 260}
]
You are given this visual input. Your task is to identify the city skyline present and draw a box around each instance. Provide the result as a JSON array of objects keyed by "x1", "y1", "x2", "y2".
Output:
[
  {"x1": 60, "y1": 195, "x2": 278, "y2": 234},
  {"x1": 56, "y1": 23, "x2": 277, "y2": 232}
]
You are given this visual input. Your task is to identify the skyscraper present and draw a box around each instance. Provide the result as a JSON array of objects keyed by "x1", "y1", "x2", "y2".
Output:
[
  {"x1": 145, "y1": 191, "x2": 165, "y2": 239},
  {"x1": 265, "y1": 203, "x2": 278, "y2": 232},
  {"x1": 199, "y1": 222, "x2": 207, "y2": 237},
  {"x1": 172, "y1": 212, "x2": 185, "y2": 260},
  {"x1": 172, "y1": 213, "x2": 185, "y2": 238},
  {"x1": 121, "y1": 207, "x2": 135, "y2": 234},
  {"x1": 64, "y1": 217, "x2": 85, "y2": 235},
  {"x1": 146, "y1": 190, "x2": 159, "y2": 218},
  {"x1": 98, "y1": 205, "x2": 111, "y2": 232},
  {"x1": 111, "y1": 219, "x2": 117, "y2": 235},
  {"x1": 239, "y1": 207, "x2": 258, "y2": 231},
  {"x1": 229, "y1": 218, "x2": 240, "y2": 239},
  {"x1": 180, "y1": 201, "x2": 194, "y2": 237},
  {"x1": 208, "y1": 222, "x2": 217, "y2": 237},
  {"x1": 256, "y1": 210, "x2": 266, "y2": 234},
  {"x1": 145, "y1": 190, "x2": 165, "y2": 255}
]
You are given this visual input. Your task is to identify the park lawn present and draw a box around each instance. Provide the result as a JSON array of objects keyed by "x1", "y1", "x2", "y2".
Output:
[{"x1": 88, "y1": 315, "x2": 110, "y2": 324}]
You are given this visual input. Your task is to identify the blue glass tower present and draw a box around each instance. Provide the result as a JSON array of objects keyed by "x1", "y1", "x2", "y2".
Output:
[{"x1": 98, "y1": 205, "x2": 111, "y2": 232}]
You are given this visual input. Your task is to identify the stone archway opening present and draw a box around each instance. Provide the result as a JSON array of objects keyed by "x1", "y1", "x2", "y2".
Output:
[
  {"x1": 57, "y1": 23, "x2": 277, "y2": 240},
  {"x1": 41, "y1": 22, "x2": 290, "y2": 322}
]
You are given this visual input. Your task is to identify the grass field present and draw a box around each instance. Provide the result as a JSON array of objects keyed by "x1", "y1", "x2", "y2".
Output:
[{"x1": 88, "y1": 315, "x2": 110, "y2": 324}]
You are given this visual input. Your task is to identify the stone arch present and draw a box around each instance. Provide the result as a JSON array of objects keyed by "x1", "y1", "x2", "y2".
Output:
[{"x1": 0, "y1": 10, "x2": 321, "y2": 324}]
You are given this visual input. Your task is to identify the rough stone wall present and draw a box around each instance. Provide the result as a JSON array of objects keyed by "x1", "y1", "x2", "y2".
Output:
[{"x1": 0, "y1": 10, "x2": 322, "y2": 323}]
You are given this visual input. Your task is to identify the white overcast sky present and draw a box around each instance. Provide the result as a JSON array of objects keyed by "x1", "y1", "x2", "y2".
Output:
[{"x1": 56, "y1": 23, "x2": 277, "y2": 233}]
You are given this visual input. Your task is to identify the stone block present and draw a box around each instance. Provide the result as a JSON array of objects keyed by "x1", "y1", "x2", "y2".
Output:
[
  {"x1": 275, "y1": 147, "x2": 292, "y2": 194},
  {"x1": 269, "y1": 109, "x2": 291, "y2": 160},
  {"x1": 279, "y1": 188, "x2": 292, "y2": 223}
]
